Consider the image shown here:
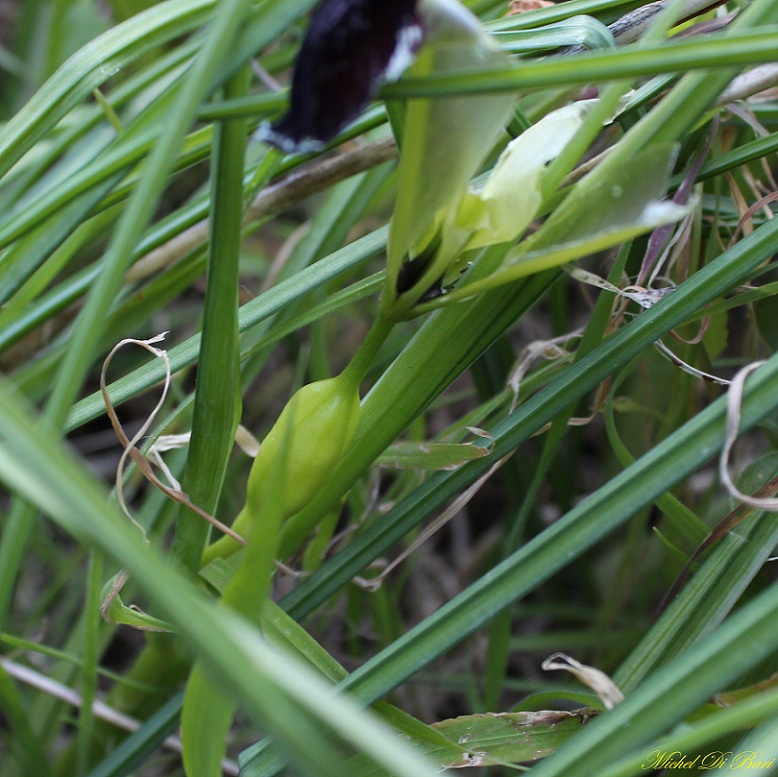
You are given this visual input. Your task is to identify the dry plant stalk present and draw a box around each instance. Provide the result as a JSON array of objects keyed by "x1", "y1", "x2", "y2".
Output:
[{"x1": 126, "y1": 136, "x2": 397, "y2": 282}]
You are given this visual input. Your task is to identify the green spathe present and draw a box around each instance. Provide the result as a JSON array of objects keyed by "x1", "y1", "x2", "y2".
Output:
[
  {"x1": 246, "y1": 375, "x2": 362, "y2": 517},
  {"x1": 201, "y1": 373, "x2": 361, "y2": 566}
]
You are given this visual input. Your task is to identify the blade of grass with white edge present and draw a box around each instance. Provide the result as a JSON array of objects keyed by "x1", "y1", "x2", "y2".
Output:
[
  {"x1": 463, "y1": 143, "x2": 688, "y2": 295},
  {"x1": 346, "y1": 708, "x2": 600, "y2": 775},
  {"x1": 417, "y1": 140, "x2": 688, "y2": 307}
]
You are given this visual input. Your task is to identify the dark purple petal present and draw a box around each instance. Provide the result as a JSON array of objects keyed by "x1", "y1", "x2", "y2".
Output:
[{"x1": 259, "y1": 0, "x2": 421, "y2": 152}]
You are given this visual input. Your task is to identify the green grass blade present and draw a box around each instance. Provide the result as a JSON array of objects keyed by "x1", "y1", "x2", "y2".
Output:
[{"x1": 171, "y1": 64, "x2": 248, "y2": 571}]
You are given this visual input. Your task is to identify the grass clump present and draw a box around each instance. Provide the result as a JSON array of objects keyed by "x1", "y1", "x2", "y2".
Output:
[{"x1": 0, "y1": 0, "x2": 777, "y2": 775}]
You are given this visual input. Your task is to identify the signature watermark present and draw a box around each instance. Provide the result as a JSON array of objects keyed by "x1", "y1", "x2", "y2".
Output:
[{"x1": 642, "y1": 750, "x2": 776, "y2": 770}]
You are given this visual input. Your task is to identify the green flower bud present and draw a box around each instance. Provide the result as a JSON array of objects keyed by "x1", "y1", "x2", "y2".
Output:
[
  {"x1": 201, "y1": 374, "x2": 361, "y2": 566},
  {"x1": 245, "y1": 374, "x2": 361, "y2": 517}
]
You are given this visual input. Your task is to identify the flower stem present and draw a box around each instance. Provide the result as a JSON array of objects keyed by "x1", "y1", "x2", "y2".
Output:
[{"x1": 340, "y1": 313, "x2": 394, "y2": 390}]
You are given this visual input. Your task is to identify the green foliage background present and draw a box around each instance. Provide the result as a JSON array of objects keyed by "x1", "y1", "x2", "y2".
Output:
[{"x1": 0, "y1": 0, "x2": 777, "y2": 775}]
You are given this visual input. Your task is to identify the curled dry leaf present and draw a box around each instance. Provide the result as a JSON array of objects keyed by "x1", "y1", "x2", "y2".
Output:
[
  {"x1": 542, "y1": 652, "x2": 624, "y2": 710},
  {"x1": 508, "y1": 330, "x2": 582, "y2": 413},
  {"x1": 100, "y1": 335, "x2": 247, "y2": 627},
  {"x1": 719, "y1": 360, "x2": 778, "y2": 510},
  {"x1": 101, "y1": 334, "x2": 245, "y2": 545},
  {"x1": 565, "y1": 265, "x2": 731, "y2": 386}
]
